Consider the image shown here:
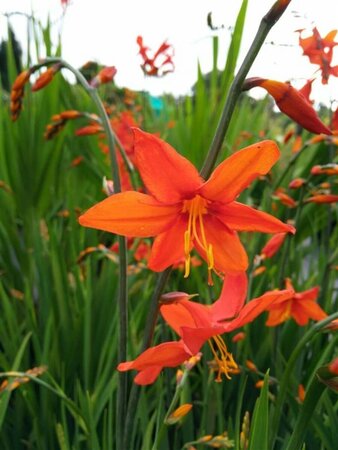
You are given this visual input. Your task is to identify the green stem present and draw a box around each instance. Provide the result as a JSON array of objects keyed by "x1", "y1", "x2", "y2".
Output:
[
  {"x1": 44, "y1": 57, "x2": 128, "y2": 450},
  {"x1": 270, "y1": 311, "x2": 338, "y2": 448},
  {"x1": 152, "y1": 370, "x2": 190, "y2": 450},
  {"x1": 200, "y1": 0, "x2": 292, "y2": 178},
  {"x1": 123, "y1": 268, "x2": 172, "y2": 449}
]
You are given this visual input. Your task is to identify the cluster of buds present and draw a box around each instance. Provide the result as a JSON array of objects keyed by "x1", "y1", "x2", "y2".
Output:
[
  {"x1": 90, "y1": 66, "x2": 117, "y2": 88},
  {"x1": 10, "y1": 69, "x2": 32, "y2": 121},
  {"x1": 10, "y1": 63, "x2": 61, "y2": 121},
  {"x1": 0, "y1": 366, "x2": 47, "y2": 393},
  {"x1": 44, "y1": 110, "x2": 82, "y2": 140}
]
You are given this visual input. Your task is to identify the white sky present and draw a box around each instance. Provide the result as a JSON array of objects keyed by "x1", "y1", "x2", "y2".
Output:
[{"x1": 1, "y1": 0, "x2": 338, "y2": 105}]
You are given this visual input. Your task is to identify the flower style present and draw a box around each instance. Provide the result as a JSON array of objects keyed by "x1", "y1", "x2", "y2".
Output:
[
  {"x1": 243, "y1": 78, "x2": 332, "y2": 135},
  {"x1": 265, "y1": 278, "x2": 327, "y2": 326},
  {"x1": 79, "y1": 129, "x2": 295, "y2": 282},
  {"x1": 117, "y1": 273, "x2": 295, "y2": 384},
  {"x1": 136, "y1": 36, "x2": 174, "y2": 77}
]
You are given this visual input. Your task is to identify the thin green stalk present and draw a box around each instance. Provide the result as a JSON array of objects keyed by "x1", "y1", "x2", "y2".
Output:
[
  {"x1": 43, "y1": 57, "x2": 128, "y2": 449},
  {"x1": 272, "y1": 143, "x2": 308, "y2": 190},
  {"x1": 270, "y1": 311, "x2": 338, "y2": 449},
  {"x1": 151, "y1": 370, "x2": 190, "y2": 450},
  {"x1": 123, "y1": 268, "x2": 172, "y2": 449},
  {"x1": 200, "y1": 0, "x2": 292, "y2": 178}
]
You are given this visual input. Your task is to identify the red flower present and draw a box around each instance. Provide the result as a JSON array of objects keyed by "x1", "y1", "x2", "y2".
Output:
[
  {"x1": 265, "y1": 278, "x2": 326, "y2": 326},
  {"x1": 136, "y1": 36, "x2": 174, "y2": 77},
  {"x1": 90, "y1": 66, "x2": 117, "y2": 88},
  {"x1": 79, "y1": 129, "x2": 295, "y2": 282},
  {"x1": 243, "y1": 78, "x2": 332, "y2": 135},
  {"x1": 118, "y1": 273, "x2": 294, "y2": 384},
  {"x1": 260, "y1": 233, "x2": 287, "y2": 259},
  {"x1": 297, "y1": 28, "x2": 338, "y2": 84}
]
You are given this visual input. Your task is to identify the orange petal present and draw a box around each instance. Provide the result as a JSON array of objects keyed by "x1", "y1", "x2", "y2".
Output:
[
  {"x1": 265, "y1": 303, "x2": 291, "y2": 326},
  {"x1": 161, "y1": 300, "x2": 212, "y2": 336},
  {"x1": 292, "y1": 300, "x2": 327, "y2": 325},
  {"x1": 211, "y1": 272, "x2": 248, "y2": 321},
  {"x1": 133, "y1": 128, "x2": 203, "y2": 203},
  {"x1": 225, "y1": 289, "x2": 294, "y2": 331},
  {"x1": 181, "y1": 326, "x2": 224, "y2": 355},
  {"x1": 117, "y1": 341, "x2": 190, "y2": 372},
  {"x1": 79, "y1": 191, "x2": 180, "y2": 237},
  {"x1": 148, "y1": 215, "x2": 187, "y2": 271},
  {"x1": 198, "y1": 216, "x2": 248, "y2": 273},
  {"x1": 199, "y1": 141, "x2": 280, "y2": 203},
  {"x1": 134, "y1": 367, "x2": 163, "y2": 385},
  {"x1": 214, "y1": 202, "x2": 296, "y2": 234},
  {"x1": 296, "y1": 286, "x2": 319, "y2": 302}
]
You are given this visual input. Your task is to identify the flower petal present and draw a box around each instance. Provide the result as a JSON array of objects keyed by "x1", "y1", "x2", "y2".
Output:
[
  {"x1": 148, "y1": 215, "x2": 187, "y2": 271},
  {"x1": 117, "y1": 341, "x2": 190, "y2": 372},
  {"x1": 225, "y1": 289, "x2": 294, "y2": 331},
  {"x1": 196, "y1": 216, "x2": 248, "y2": 273},
  {"x1": 265, "y1": 304, "x2": 291, "y2": 326},
  {"x1": 211, "y1": 272, "x2": 248, "y2": 321},
  {"x1": 133, "y1": 128, "x2": 203, "y2": 203},
  {"x1": 79, "y1": 191, "x2": 180, "y2": 237},
  {"x1": 134, "y1": 366, "x2": 163, "y2": 385},
  {"x1": 214, "y1": 202, "x2": 296, "y2": 234},
  {"x1": 199, "y1": 141, "x2": 280, "y2": 203},
  {"x1": 292, "y1": 300, "x2": 327, "y2": 325},
  {"x1": 180, "y1": 325, "x2": 224, "y2": 355},
  {"x1": 296, "y1": 286, "x2": 319, "y2": 302},
  {"x1": 160, "y1": 300, "x2": 212, "y2": 337}
]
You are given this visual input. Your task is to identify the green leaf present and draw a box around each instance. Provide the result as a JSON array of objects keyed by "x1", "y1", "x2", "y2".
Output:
[{"x1": 248, "y1": 371, "x2": 269, "y2": 450}]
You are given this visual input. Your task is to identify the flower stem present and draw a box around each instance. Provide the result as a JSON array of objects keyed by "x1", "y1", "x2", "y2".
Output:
[
  {"x1": 200, "y1": 0, "x2": 292, "y2": 179},
  {"x1": 43, "y1": 57, "x2": 129, "y2": 450},
  {"x1": 123, "y1": 267, "x2": 172, "y2": 449}
]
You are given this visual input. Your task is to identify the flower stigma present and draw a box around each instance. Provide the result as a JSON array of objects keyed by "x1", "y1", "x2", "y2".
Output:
[{"x1": 182, "y1": 195, "x2": 214, "y2": 284}]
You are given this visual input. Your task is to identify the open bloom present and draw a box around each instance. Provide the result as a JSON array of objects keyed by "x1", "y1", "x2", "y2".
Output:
[
  {"x1": 243, "y1": 78, "x2": 332, "y2": 135},
  {"x1": 136, "y1": 36, "x2": 174, "y2": 77},
  {"x1": 265, "y1": 278, "x2": 326, "y2": 326},
  {"x1": 118, "y1": 273, "x2": 294, "y2": 384},
  {"x1": 79, "y1": 129, "x2": 295, "y2": 281}
]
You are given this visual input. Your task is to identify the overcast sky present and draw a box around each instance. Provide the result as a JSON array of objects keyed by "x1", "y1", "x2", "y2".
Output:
[{"x1": 1, "y1": 0, "x2": 338, "y2": 105}]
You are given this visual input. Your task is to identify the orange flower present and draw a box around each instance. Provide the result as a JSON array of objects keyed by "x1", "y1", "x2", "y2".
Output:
[
  {"x1": 273, "y1": 189, "x2": 297, "y2": 207},
  {"x1": 289, "y1": 178, "x2": 306, "y2": 189},
  {"x1": 32, "y1": 65, "x2": 60, "y2": 91},
  {"x1": 298, "y1": 79, "x2": 314, "y2": 104},
  {"x1": 291, "y1": 135, "x2": 303, "y2": 153},
  {"x1": 10, "y1": 69, "x2": 32, "y2": 121},
  {"x1": 260, "y1": 232, "x2": 287, "y2": 259},
  {"x1": 136, "y1": 36, "x2": 174, "y2": 77},
  {"x1": 297, "y1": 28, "x2": 338, "y2": 84},
  {"x1": 329, "y1": 358, "x2": 338, "y2": 375},
  {"x1": 311, "y1": 164, "x2": 338, "y2": 176},
  {"x1": 265, "y1": 278, "x2": 326, "y2": 326},
  {"x1": 79, "y1": 129, "x2": 295, "y2": 281},
  {"x1": 305, "y1": 194, "x2": 338, "y2": 204},
  {"x1": 90, "y1": 66, "x2": 117, "y2": 87},
  {"x1": 118, "y1": 273, "x2": 294, "y2": 384},
  {"x1": 243, "y1": 78, "x2": 331, "y2": 135},
  {"x1": 75, "y1": 124, "x2": 104, "y2": 136}
]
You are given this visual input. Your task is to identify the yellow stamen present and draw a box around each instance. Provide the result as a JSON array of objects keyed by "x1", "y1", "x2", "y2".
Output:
[
  {"x1": 182, "y1": 195, "x2": 214, "y2": 283},
  {"x1": 208, "y1": 335, "x2": 238, "y2": 382}
]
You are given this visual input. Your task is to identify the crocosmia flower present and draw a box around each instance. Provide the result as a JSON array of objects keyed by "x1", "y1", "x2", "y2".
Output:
[
  {"x1": 265, "y1": 278, "x2": 326, "y2": 326},
  {"x1": 79, "y1": 129, "x2": 295, "y2": 282},
  {"x1": 136, "y1": 36, "x2": 174, "y2": 77},
  {"x1": 118, "y1": 273, "x2": 294, "y2": 384}
]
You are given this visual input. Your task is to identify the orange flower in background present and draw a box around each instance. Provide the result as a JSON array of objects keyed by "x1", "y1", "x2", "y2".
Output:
[
  {"x1": 75, "y1": 124, "x2": 104, "y2": 136},
  {"x1": 10, "y1": 69, "x2": 32, "y2": 121},
  {"x1": 118, "y1": 273, "x2": 294, "y2": 384},
  {"x1": 243, "y1": 78, "x2": 332, "y2": 135},
  {"x1": 311, "y1": 164, "x2": 338, "y2": 176},
  {"x1": 273, "y1": 188, "x2": 297, "y2": 208},
  {"x1": 265, "y1": 278, "x2": 326, "y2": 326},
  {"x1": 32, "y1": 65, "x2": 60, "y2": 91},
  {"x1": 289, "y1": 178, "x2": 306, "y2": 189},
  {"x1": 136, "y1": 36, "x2": 174, "y2": 77},
  {"x1": 260, "y1": 232, "x2": 287, "y2": 259},
  {"x1": 305, "y1": 194, "x2": 338, "y2": 204},
  {"x1": 90, "y1": 66, "x2": 117, "y2": 88},
  {"x1": 297, "y1": 28, "x2": 338, "y2": 84},
  {"x1": 79, "y1": 129, "x2": 295, "y2": 282}
]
